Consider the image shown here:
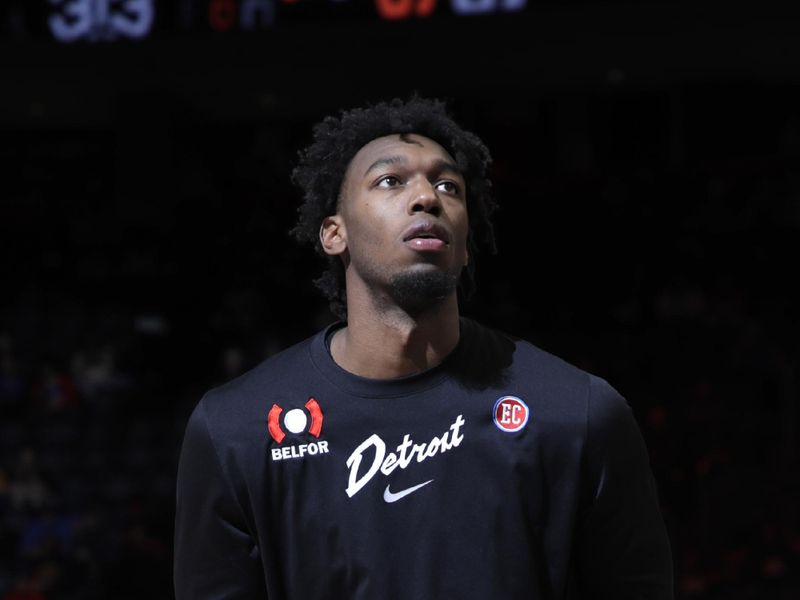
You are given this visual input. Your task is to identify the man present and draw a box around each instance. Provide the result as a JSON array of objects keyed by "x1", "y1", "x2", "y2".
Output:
[{"x1": 174, "y1": 96, "x2": 674, "y2": 599}]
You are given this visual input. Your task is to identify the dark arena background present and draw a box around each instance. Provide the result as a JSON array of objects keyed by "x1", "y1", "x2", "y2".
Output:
[{"x1": 1, "y1": 1, "x2": 799, "y2": 598}]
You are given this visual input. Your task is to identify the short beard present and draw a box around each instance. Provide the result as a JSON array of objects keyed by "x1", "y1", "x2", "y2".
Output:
[{"x1": 387, "y1": 269, "x2": 459, "y2": 317}]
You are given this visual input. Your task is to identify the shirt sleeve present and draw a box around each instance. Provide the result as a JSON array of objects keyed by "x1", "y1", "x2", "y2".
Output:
[
  {"x1": 573, "y1": 376, "x2": 674, "y2": 599},
  {"x1": 174, "y1": 398, "x2": 268, "y2": 599}
]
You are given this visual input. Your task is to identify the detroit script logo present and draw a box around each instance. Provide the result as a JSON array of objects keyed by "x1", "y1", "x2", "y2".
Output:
[{"x1": 344, "y1": 415, "x2": 465, "y2": 498}]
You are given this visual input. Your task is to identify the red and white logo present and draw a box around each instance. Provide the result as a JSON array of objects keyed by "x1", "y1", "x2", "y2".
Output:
[
  {"x1": 493, "y1": 396, "x2": 530, "y2": 433},
  {"x1": 268, "y1": 397, "x2": 324, "y2": 443},
  {"x1": 268, "y1": 398, "x2": 329, "y2": 462}
]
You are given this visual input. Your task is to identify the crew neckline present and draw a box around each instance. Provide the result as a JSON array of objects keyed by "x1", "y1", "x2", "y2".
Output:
[{"x1": 308, "y1": 318, "x2": 472, "y2": 399}]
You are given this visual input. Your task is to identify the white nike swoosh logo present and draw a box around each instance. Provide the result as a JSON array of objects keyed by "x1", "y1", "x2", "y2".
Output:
[{"x1": 383, "y1": 479, "x2": 434, "y2": 503}]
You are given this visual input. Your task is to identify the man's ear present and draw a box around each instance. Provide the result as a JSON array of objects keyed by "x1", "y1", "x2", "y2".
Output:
[{"x1": 320, "y1": 215, "x2": 347, "y2": 257}]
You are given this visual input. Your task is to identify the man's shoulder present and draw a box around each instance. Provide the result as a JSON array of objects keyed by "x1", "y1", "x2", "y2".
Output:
[
  {"x1": 463, "y1": 318, "x2": 598, "y2": 386},
  {"x1": 462, "y1": 318, "x2": 623, "y2": 418}
]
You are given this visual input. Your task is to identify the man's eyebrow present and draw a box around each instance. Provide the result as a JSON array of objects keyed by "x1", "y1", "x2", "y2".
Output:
[
  {"x1": 363, "y1": 156, "x2": 463, "y2": 178},
  {"x1": 429, "y1": 158, "x2": 463, "y2": 177},
  {"x1": 363, "y1": 155, "x2": 407, "y2": 177}
]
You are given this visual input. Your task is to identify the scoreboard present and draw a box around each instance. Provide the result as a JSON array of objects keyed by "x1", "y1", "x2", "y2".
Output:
[{"x1": 13, "y1": 0, "x2": 530, "y2": 43}]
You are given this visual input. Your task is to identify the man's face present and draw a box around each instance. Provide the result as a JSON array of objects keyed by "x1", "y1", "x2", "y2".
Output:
[{"x1": 322, "y1": 133, "x2": 469, "y2": 311}]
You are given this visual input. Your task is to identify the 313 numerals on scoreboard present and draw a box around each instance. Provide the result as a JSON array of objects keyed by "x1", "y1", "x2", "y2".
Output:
[{"x1": 48, "y1": 0, "x2": 154, "y2": 41}]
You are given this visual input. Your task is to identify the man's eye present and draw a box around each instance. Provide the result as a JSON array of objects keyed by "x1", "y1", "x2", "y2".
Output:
[
  {"x1": 436, "y1": 180, "x2": 459, "y2": 194},
  {"x1": 377, "y1": 176, "x2": 402, "y2": 188}
]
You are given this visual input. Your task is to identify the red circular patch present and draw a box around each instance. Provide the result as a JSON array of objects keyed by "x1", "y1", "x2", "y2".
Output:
[{"x1": 493, "y1": 396, "x2": 530, "y2": 433}]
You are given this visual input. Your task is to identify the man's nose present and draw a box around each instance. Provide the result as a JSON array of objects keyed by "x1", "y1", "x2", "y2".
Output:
[{"x1": 407, "y1": 178, "x2": 442, "y2": 216}]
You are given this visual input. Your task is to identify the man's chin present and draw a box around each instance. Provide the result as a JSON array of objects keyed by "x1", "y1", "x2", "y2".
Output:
[{"x1": 388, "y1": 269, "x2": 459, "y2": 315}]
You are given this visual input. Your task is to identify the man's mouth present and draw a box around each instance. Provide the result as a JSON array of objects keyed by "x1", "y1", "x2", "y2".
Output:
[{"x1": 402, "y1": 222, "x2": 450, "y2": 244}]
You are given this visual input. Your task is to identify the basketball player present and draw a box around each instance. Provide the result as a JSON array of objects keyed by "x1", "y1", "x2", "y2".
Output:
[{"x1": 174, "y1": 96, "x2": 673, "y2": 599}]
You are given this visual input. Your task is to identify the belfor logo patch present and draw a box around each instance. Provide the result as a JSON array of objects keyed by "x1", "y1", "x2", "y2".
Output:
[{"x1": 268, "y1": 397, "x2": 329, "y2": 461}]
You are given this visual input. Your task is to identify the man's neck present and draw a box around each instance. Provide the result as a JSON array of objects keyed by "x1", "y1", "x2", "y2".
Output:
[{"x1": 329, "y1": 295, "x2": 461, "y2": 380}]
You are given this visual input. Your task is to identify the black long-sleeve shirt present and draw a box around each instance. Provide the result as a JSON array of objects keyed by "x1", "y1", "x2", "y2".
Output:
[{"x1": 174, "y1": 318, "x2": 673, "y2": 599}]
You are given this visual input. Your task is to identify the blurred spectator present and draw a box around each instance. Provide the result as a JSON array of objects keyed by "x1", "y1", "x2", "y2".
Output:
[
  {"x1": 0, "y1": 335, "x2": 25, "y2": 416},
  {"x1": 1, "y1": 577, "x2": 46, "y2": 600},
  {"x1": 8, "y1": 449, "x2": 50, "y2": 513},
  {"x1": 70, "y1": 345, "x2": 132, "y2": 410},
  {"x1": 30, "y1": 366, "x2": 77, "y2": 415}
]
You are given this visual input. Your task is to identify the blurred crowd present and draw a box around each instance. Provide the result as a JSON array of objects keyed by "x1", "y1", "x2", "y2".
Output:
[{"x1": 1, "y1": 88, "x2": 799, "y2": 599}]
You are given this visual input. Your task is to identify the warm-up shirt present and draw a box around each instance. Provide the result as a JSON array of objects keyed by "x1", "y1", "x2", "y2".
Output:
[{"x1": 174, "y1": 318, "x2": 673, "y2": 599}]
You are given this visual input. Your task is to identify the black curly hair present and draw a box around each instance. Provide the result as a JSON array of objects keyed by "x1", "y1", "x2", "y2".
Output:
[{"x1": 291, "y1": 95, "x2": 498, "y2": 320}]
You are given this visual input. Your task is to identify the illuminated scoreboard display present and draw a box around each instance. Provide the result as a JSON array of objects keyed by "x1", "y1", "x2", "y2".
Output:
[{"x1": 38, "y1": 0, "x2": 529, "y2": 42}]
